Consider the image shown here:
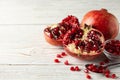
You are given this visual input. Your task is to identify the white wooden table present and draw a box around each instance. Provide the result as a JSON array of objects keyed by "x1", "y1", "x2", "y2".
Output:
[{"x1": 0, "y1": 0, "x2": 120, "y2": 80}]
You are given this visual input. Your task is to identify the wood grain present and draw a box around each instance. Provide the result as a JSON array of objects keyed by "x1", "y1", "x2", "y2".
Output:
[{"x1": 0, "y1": 0, "x2": 120, "y2": 80}]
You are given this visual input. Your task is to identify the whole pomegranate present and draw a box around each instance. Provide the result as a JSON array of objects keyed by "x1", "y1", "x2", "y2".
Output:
[
  {"x1": 81, "y1": 8, "x2": 119, "y2": 40},
  {"x1": 44, "y1": 15, "x2": 80, "y2": 46},
  {"x1": 63, "y1": 24, "x2": 105, "y2": 60}
]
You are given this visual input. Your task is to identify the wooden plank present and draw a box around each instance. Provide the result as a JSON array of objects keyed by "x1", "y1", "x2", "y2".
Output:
[
  {"x1": 0, "y1": 64, "x2": 119, "y2": 80},
  {"x1": 0, "y1": 0, "x2": 120, "y2": 24}
]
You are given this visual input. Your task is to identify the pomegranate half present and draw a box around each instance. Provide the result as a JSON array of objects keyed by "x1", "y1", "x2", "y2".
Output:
[
  {"x1": 63, "y1": 24, "x2": 105, "y2": 60},
  {"x1": 81, "y1": 8, "x2": 119, "y2": 40},
  {"x1": 44, "y1": 15, "x2": 80, "y2": 46}
]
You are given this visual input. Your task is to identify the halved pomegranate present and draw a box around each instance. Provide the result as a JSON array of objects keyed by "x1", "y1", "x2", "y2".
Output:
[
  {"x1": 44, "y1": 15, "x2": 79, "y2": 46},
  {"x1": 63, "y1": 24, "x2": 105, "y2": 60}
]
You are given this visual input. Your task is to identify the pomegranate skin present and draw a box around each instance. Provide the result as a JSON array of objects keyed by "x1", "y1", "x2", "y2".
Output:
[
  {"x1": 81, "y1": 9, "x2": 119, "y2": 40},
  {"x1": 64, "y1": 47, "x2": 103, "y2": 60}
]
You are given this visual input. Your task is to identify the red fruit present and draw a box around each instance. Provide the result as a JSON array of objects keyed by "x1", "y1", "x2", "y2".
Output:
[
  {"x1": 63, "y1": 24, "x2": 105, "y2": 60},
  {"x1": 64, "y1": 60, "x2": 69, "y2": 65},
  {"x1": 61, "y1": 52, "x2": 67, "y2": 56},
  {"x1": 44, "y1": 15, "x2": 80, "y2": 46},
  {"x1": 56, "y1": 54, "x2": 62, "y2": 58},
  {"x1": 81, "y1": 8, "x2": 119, "y2": 40},
  {"x1": 75, "y1": 66, "x2": 81, "y2": 71},
  {"x1": 86, "y1": 74, "x2": 91, "y2": 79},
  {"x1": 54, "y1": 59, "x2": 60, "y2": 63},
  {"x1": 70, "y1": 66, "x2": 75, "y2": 71},
  {"x1": 99, "y1": 62, "x2": 105, "y2": 65},
  {"x1": 111, "y1": 74, "x2": 116, "y2": 79},
  {"x1": 105, "y1": 73, "x2": 110, "y2": 78}
]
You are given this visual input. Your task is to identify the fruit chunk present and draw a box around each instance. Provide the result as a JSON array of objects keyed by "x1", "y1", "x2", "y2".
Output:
[{"x1": 63, "y1": 24, "x2": 105, "y2": 60}]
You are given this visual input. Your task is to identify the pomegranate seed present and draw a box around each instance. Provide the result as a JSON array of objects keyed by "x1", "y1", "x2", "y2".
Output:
[
  {"x1": 64, "y1": 60, "x2": 69, "y2": 65},
  {"x1": 61, "y1": 52, "x2": 67, "y2": 56},
  {"x1": 70, "y1": 66, "x2": 75, "y2": 71},
  {"x1": 111, "y1": 74, "x2": 116, "y2": 79},
  {"x1": 99, "y1": 62, "x2": 105, "y2": 65},
  {"x1": 87, "y1": 64, "x2": 93, "y2": 70},
  {"x1": 56, "y1": 54, "x2": 62, "y2": 58},
  {"x1": 105, "y1": 73, "x2": 110, "y2": 78},
  {"x1": 75, "y1": 66, "x2": 81, "y2": 71},
  {"x1": 54, "y1": 59, "x2": 60, "y2": 63},
  {"x1": 103, "y1": 59, "x2": 109, "y2": 63},
  {"x1": 104, "y1": 69, "x2": 110, "y2": 74},
  {"x1": 105, "y1": 40, "x2": 120, "y2": 55},
  {"x1": 84, "y1": 69, "x2": 89, "y2": 73},
  {"x1": 86, "y1": 74, "x2": 91, "y2": 79}
]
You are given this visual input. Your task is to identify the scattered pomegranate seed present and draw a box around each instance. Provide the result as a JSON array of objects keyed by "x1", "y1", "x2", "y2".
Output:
[
  {"x1": 104, "y1": 69, "x2": 110, "y2": 74},
  {"x1": 111, "y1": 74, "x2": 116, "y2": 79},
  {"x1": 56, "y1": 54, "x2": 62, "y2": 58},
  {"x1": 86, "y1": 74, "x2": 91, "y2": 79},
  {"x1": 61, "y1": 52, "x2": 67, "y2": 56},
  {"x1": 70, "y1": 66, "x2": 75, "y2": 71},
  {"x1": 84, "y1": 69, "x2": 89, "y2": 73},
  {"x1": 54, "y1": 59, "x2": 60, "y2": 63},
  {"x1": 64, "y1": 60, "x2": 69, "y2": 65},
  {"x1": 75, "y1": 66, "x2": 81, "y2": 71},
  {"x1": 105, "y1": 73, "x2": 110, "y2": 78}
]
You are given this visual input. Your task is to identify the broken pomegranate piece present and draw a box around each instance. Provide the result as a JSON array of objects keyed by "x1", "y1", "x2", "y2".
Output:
[
  {"x1": 44, "y1": 15, "x2": 80, "y2": 46},
  {"x1": 63, "y1": 24, "x2": 105, "y2": 60}
]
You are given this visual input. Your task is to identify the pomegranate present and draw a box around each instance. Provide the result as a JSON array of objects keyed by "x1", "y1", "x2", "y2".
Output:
[
  {"x1": 44, "y1": 15, "x2": 79, "y2": 46},
  {"x1": 81, "y1": 8, "x2": 119, "y2": 40},
  {"x1": 63, "y1": 24, "x2": 105, "y2": 60}
]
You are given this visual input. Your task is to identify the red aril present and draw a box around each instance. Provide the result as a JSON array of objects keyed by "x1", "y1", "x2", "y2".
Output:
[
  {"x1": 86, "y1": 74, "x2": 92, "y2": 79},
  {"x1": 70, "y1": 66, "x2": 75, "y2": 71},
  {"x1": 105, "y1": 39, "x2": 120, "y2": 55},
  {"x1": 63, "y1": 24, "x2": 105, "y2": 60},
  {"x1": 64, "y1": 60, "x2": 69, "y2": 65},
  {"x1": 111, "y1": 74, "x2": 117, "y2": 79},
  {"x1": 81, "y1": 8, "x2": 119, "y2": 40},
  {"x1": 54, "y1": 59, "x2": 60, "y2": 63},
  {"x1": 75, "y1": 66, "x2": 81, "y2": 71}
]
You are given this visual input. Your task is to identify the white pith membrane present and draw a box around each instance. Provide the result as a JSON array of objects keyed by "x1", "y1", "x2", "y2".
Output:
[
  {"x1": 50, "y1": 24, "x2": 58, "y2": 29},
  {"x1": 66, "y1": 26, "x2": 104, "y2": 56}
]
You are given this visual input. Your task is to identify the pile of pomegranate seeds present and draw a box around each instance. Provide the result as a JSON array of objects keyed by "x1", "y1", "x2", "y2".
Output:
[
  {"x1": 105, "y1": 40, "x2": 120, "y2": 55},
  {"x1": 85, "y1": 59, "x2": 117, "y2": 79},
  {"x1": 53, "y1": 51, "x2": 118, "y2": 79}
]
